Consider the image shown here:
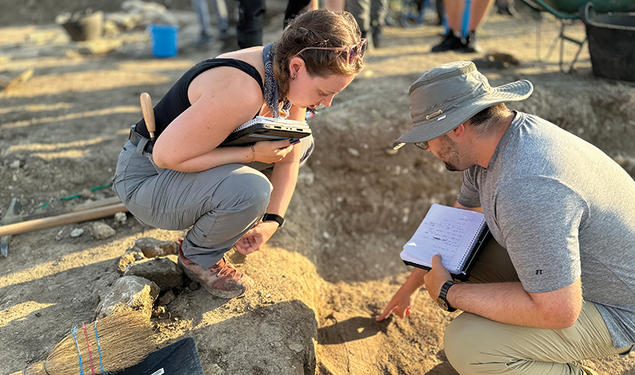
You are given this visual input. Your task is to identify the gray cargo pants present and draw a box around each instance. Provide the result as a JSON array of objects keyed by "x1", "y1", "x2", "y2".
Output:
[{"x1": 113, "y1": 135, "x2": 313, "y2": 269}]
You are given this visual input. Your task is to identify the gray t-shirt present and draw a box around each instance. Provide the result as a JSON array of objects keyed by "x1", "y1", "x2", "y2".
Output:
[{"x1": 457, "y1": 111, "x2": 635, "y2": 349}]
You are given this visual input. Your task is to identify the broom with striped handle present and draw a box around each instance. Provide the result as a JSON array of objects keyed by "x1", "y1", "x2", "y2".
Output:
[{"x1": 12, "y1": 309, "x2": 156, "y2": 375}]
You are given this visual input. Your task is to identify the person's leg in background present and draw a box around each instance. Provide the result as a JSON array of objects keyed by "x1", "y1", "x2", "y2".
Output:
[
  {"x1": 435, "y1": 0, "x2": 445, "y2": 25},
  {"x1": 192, "y1": 0, "x2": 213, "y2": 46},
  {"x1": 443, "y1": 0, "x2": 462, "y2": 34},
  {"x1": 236, "y1": 0, "x2": 265, "y2": 48},
  {"x1": 463, "y1": 0, "x2": 492, "y2": 51},
  {"x1": 443, "y1": 239, "x2": 628, "y2": 375},
  {"x1": 346, "y1": 0, "x2": 370, "y2": 39},
  {"x1": 431, "y1": 0, "x2": 492, "y2": 52},
  {"x1": 283, "y1": 0, "x2": 317, "y2": 29},
  {"x1": 370, "y1": 0, "x2": 387, "y2": 48},
  {"x1": 209, "y1": 0, "x2": 230, "y2": 38},
  {"x1": 431, "y1": 0, "x2": 464, "y2": 52},
  {"x1": 326, "y1": 0, "x2": 346, "y2": 11}
]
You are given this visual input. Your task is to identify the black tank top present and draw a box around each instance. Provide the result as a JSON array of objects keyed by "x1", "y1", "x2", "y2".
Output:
[{"x1": 134, "y1": 58, "x2": 264, "y2": 139}]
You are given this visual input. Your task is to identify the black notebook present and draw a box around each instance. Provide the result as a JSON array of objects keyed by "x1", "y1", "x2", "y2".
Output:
[
  {"x1": 400, "y1": 204, "x2": 490, "y2": 281},
  {"x1": 220, "y1": 116, "x2": 312, "y2": 147}
]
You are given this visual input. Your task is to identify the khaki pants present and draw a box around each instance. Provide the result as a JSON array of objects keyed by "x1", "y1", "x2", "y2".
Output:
[{"x1": 444, "y1": 240, "x2": 630, "y2": 375}]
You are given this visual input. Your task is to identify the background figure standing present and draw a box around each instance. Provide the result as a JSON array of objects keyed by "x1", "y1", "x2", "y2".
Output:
[
  {"x1": 283, "y1": 0, "x2": 318, "y2": 29},
  {"x1": 194, "y1": 0, "x2": 265, "y2": 49},
  {"x1": 326, "y1": 0, "x2": 346, "y2": 11},
  {"x1": 347, "y1": 0, "x2": 388, "y2": 48},
  {"x1": 192, "y1": 0, "x2": 229, "y2": 46},
  {"x1": 431, "y1": 0, "x2": 493, "y2": 52},
  {"x1": 236, "y1": 0, "x2": 266, "y2": 48}
]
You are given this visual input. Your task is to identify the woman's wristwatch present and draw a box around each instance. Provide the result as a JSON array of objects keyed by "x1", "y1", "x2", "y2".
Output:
[{"x1": 262, "y1": 213, "x2": 285, "y2": 228}]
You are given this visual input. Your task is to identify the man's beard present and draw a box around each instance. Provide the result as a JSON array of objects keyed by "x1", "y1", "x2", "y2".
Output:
[
  {"x1": 444, "y1": 162, "x2": 460, "y2": 172},
  {"x1": 437, "y1": 134, "x2": 465, "y2": 172}
]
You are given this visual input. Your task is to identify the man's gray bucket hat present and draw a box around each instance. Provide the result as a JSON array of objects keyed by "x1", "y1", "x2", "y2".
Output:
[{"x1": 396, "y1": 61, "x2": 534, "y2": 143}]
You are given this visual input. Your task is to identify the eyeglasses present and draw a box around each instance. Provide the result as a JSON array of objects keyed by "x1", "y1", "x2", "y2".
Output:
[
  {"x1": 414, "y1": 141, "x2": 430, "y2": 151},
  {"x1": 297, "y1": 38, "x2": 368, "y2": 65}
]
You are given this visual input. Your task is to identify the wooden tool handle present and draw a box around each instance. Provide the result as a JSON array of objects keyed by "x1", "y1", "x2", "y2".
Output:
[
  {"x1": 140, "y1": 92, "x2": 156, "y2": 140},
  {"x1": 4, "y1": 196, "x2": 122, "y2": 225},
  {"x1": 0, "y1": 203, "x2": 127, "y2": 237}
]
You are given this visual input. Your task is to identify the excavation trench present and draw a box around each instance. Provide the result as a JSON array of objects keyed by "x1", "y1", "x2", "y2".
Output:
[{"x1": 269, "y1": 79, "x2": 635, "y2": 373}]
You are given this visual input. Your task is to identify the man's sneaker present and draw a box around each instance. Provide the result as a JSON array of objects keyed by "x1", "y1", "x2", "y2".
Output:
[
  {"x1": 431, "y1": 31, "x2": 463, "y2": 53},
  {"x1": 178, "y1": 244, "x2": 251, "y2": 298},
  {"x1": 460, "y1": 31, "x2": 482, "y2": 53}
]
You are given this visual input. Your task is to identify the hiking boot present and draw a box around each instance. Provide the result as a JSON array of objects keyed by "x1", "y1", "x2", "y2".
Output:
[
  {"x1": 178, "y1": 244, "x2": 251, "y2": 298},
  {"x1": 431, "y1": 31, "x2": 463, "y2": 52},
  {"x1": 460, "y1": 31, "x2": 482, "y2": 53}
]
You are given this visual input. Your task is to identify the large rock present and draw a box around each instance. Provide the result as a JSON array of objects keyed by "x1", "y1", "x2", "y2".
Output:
[
  {"x1": 124, "y1": 257, "x2": 183, "y2": 291},
  {"x1": 135, "y1": 237, "x2": 179, "y2": 257},
  {"x1": 90, "y1": 221, "x2": 116, "y2": 240},
  {"x1": 117, "y1": 247, "x2": 146, "y2": 274},
  {"x1": 95, "y1": 275, "x2": 160, "y2": 319}
]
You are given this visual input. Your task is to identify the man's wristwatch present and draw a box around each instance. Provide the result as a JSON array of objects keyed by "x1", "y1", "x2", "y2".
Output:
[
  {"x1": 436, "y1": 280, "x2": 456, "y2": 312},
  {"x1": 262, "y1": 213, "x2": 285, "y2": 228}
]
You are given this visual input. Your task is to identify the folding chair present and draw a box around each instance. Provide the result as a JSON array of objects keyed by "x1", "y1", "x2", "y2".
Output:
[{"x1": 520, "y1": 0, "x2": 635, "y2": 73}]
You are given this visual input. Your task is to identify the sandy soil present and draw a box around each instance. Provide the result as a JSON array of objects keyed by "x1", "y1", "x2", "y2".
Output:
[{"x1": 1, "y1": 1, "x2": 634, "y2": 374}]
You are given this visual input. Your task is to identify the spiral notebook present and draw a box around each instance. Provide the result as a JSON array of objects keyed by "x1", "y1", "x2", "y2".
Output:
[
  {"x1": 220, "y1": 116, "x2": 311, "y2": 147},
  {"x1": 400, "y1": 204, "x2": 490, "y2": 280}
]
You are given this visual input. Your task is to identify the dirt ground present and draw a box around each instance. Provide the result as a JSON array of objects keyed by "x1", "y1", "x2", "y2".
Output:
[{"x1": 1, "y1": 0, "x2": 634, "y2": 374}]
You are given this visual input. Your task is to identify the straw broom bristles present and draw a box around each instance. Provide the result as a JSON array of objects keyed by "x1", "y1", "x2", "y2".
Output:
[{"x1": 17, "y1": 309, "x2": 156, "y2": 375}]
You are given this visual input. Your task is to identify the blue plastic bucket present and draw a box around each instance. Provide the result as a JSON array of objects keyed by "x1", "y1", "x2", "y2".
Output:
[{"x1": 149, "y1": 24, "x2": 178, "y2": 58}]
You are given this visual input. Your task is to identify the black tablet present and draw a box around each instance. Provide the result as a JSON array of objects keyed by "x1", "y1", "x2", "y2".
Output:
[{"x1": 220, "y1": 116, "x2": 312, "y2": 147}]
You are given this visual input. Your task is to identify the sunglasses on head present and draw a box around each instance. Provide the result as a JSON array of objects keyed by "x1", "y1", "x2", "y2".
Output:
[
  {"x1": 297, "y1": 38, "x2": 368, "y2": 65},
  {"x1": 414, "y1": 141, "x2": 429, "y2": 151}
]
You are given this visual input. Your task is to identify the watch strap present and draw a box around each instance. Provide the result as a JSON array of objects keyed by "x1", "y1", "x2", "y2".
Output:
[
  {"x1": 439, "y1": 280, "x2": 456, "y2": 312},
  {"x1": 262, "y1": 213, "x2": 284, "y2": 228}
]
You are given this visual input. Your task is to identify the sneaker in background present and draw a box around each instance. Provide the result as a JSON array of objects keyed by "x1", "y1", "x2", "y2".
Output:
[
  {"x1": 431, "y1": 31, "x2": 463, "y2": 52},
  {"x1": 460, "y1": 31, "x2": 482, "y2": 53}
]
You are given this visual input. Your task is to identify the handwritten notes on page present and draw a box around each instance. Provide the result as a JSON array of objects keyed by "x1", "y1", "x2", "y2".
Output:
[{"x1": 400, "y1": 204, "x2": 487, "y2": 274}]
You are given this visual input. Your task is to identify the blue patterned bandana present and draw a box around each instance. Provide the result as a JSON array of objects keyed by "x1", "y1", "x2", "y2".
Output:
[{"x1": 263, "y1": 43, "x2": 291, "y2": 119}]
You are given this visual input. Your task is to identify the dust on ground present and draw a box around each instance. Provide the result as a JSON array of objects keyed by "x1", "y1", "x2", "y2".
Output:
[{"x1": 1, "y1": 1, "x2": 634, "y2": 374}]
